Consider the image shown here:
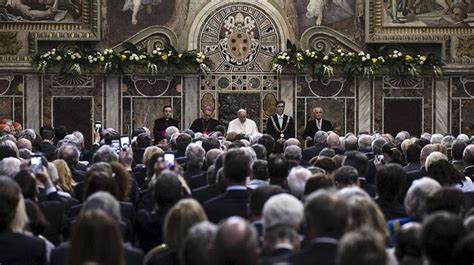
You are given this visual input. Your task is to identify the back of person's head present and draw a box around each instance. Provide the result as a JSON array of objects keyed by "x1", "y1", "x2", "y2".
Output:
[
  {"x1": 382, "y1": 142, "x2": 403, "y2": 164},
  {"x1": 102, "y1": 128, "x2": 120, "y2": 145},
  {"x1": 152, "y1": 170, "x2": 182, "y2": 206},
  {"x1": 357, "y1": 135, "x2": 372, "y2": 153},
  {"x1": 202, "y1": 137, "x2": 220, "y2": 153},
  {"x1": 318, "y1": 147, "x2": 336, "y2": 158},
  {"x1": 304, "y1": 190, "x2": 348, "y2": 239},
  {"x1": 425, "y1": 187, "x2": 464, "y2": 216},
  {"x1": 54, "y1": 126, "x2": 68, "y2": 142},
  {"x1": 163, "y1": 199, "x2": 207, "y2": 251},
  {"x1": 131, "y1": 127, "x2": 146, "y2": 138},
  {"x1": 337, "y1": 228, "x2": 387, "y2": 265},
  {"x1": 57, "y1": 144, "x2": 80, "y2": 167},
  {"x1": 304, "y1": 173, "x2": 335, "y2": 195},
  {"x1": 84, "y1": 171, "x2": 118, "y2": 200},
  {"x1": 404, "y1": 177, "x2": 442, "y2": 219},
  {"x1": 343, "y1": 151, "x2": 368, "y2": 177},
  {"x1": 371, "y1": 137, "x2": 387, "y2": 155},
  {"x1": 452, "y1": 139, "x2": 467, "y2": 160},
  {"x1": 335, "y1": 165, "x2": 359, "y2": 188},
  {"x1": 284, "y1": 145, "x2": 302, "y2": 161},
  {"x1": 287, "y1": 166, "x2": 311, "y2": 198},
  {"x1": 376, "y1": 164, "x2": 406, "y2": 201},
  {"x1": 0, "y1": 140, "x2": 19, "y2": 159},
  {"x1": 0, "y1": 177, "x2": 23, "y2": 231},
  {"x1": 267, "y1": 154, "x2": 288, "y2": 184},
  {"x1": 224, "y1": 148, "x2": 252, "y2": 183},
  {"x1": 344, "y1": 135, "x2": 358, "y2": 152},
  {"x1": 92, "y1": 145, "x2": 118, "y2": 164},
  {"x1": 180, "y1": 221, "x2": 217, "y2": 265},
  {"x1": 425, "y1": 151, "x2": 448, "y2": 169},
  {"x1": 421, "y1": 212, "x2": 465, "y2": 265},
  {"x1": 395, "y1": 223, "x2": 422, "y2": 262},
  {"x1": 186, "y1": 143, "x2": 205, "y2": 167},
  {"x1": 463, "y1": 144, "x2": 474, "y2": 165},
  {"x1": 24, "y1": 199, "x2": 48, "y2": 237},
  {"x1": 313, "y1": 157, "x2": 337, "y2": 175},
  {"x1": 251, "y1": 144, "x2": 267, "y2": 160},
  {"x1": 13, "y1": 170, "x2": 38, "y2": 201},
  {"x1": 345, "y1": 196, "x2": 388, "y2": 240},
  {"x1": 313, "y1": 131, "x2": 328, "y2": 147},
  {"x1": 249, "y1": 185, "x2": 284, "y2": 219},
  {"x1": 251, "y1": 159, "x2": 268, "y2": 181},
  {"x1": 176, "y1": 133, "x2": 192, "y2": 152},
  {"x1": 142, "y1": 146, "x2": 163, "y2": 166},
  {"x1": 136, "y1": 133, "x2": 151, "y2": 149},
  {"x1": 69, "y1": 210, "x2": 124, "y2": 265},
  {"x1": 427, "y1": 159, "x2": 464, "y2": 186},
  {"x1": 0, "y1": 157, "x2": 20, "y2": 179},
  {"x1": 406, "y1": 144, "x2": 421, "y2": 164},
  {"x1": 257, "y1": 134, "x2": 275, "y2": 155},
  {"x1": 81, "y1": 191, "x2": 121, "y2": 221},
  {"x1": 211, "y1": 217, "x2": 258, "y2": 265},
  {"x1": 262, "y1": 193, "x2": 303, "y2": 230},
  {"x1": 431, "y1": 133, "x2": 443, "y2": 144}
]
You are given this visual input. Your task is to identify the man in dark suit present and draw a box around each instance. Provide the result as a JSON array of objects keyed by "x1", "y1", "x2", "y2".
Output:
[
  {"x1": 190, "y1": 105, "x2": 221, "y2": 136},
  {"x1": 266, "y1": 100, "x2": 295, "y2": 146},
  {"x1": 204, "y1": 148, "x2": 251, "y2": 223},
  {"x1": 279, "y1": 190, "x2": 349, "y2": 265},
  {"x1": 303, "y1": 107, "x2": 333, "y2": 147},
  {"x1": 302, "y1": 131, "x2": 328, "y2": 162},
  {"x1": 153, "y1": 105, "x2": 180, "y2": 144},
  {"x1": 38, "y1": 128, "x2": 56, "y2": 161}
]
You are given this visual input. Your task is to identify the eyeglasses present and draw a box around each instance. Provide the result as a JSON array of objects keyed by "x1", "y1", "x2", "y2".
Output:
[{"x1": 276, "y1": 105, "x2": 285, "y2": 108}]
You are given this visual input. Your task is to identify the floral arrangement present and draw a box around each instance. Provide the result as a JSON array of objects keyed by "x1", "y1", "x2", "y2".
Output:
[
  {"x1": 33, "y1": 43, "x2": 211, "y2": 75},
  {"x1": 272, "y1": 45, "x2": 443, "y2": 78}
]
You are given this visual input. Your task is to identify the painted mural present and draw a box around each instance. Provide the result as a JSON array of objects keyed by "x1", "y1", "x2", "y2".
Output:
[{"x1": 0, "y1": 0, "x2": 81, "y2": 22}]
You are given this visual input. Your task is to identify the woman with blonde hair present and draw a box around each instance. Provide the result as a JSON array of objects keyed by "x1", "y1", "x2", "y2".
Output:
[
  {"x1": 146, "y1": 199, "x2": 207, "y2": 265},
  {"x1": 52, "y1": 159, "x2": 75, "y2": 194},
  {"x1": 346, "y1": 195, "x2": 389, "y2": 242}
]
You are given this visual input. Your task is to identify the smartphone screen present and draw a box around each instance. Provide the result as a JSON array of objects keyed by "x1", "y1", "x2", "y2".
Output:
[
  {"x1": 111, "y1": 140, "x2": 120, "y2": 153},
  {"x1": 164, "y1": 153, "x2": 175, "y2": 169},
  {"x1": 31, "y1": 155, "x2": 43, "y2": 173},
  {"x1": 120, "y1": 136, "x2": 130, "y2": 150},
  {"x1": 95, "y1": 121, "x2": 102, "y2": 132}
]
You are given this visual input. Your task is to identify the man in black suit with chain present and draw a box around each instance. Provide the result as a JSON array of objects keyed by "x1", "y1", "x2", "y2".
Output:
[
  {"x1": 266, "y1": 100, "x2": 295, "y2": 152},
  {"x1": 153, "y1": 105, "x2": 180, "y2": 144},
  {"x1": 303, "y1": 107, "x2": 333, "y2": 147}
]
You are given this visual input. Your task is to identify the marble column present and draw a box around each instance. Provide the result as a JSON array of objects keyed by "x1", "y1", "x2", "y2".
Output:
[
  {"x1": 184, "y1": 75, "x2": 200, "y2": 128},
  {"x1": 357, "y1": 77, "x2": 372, "y2": 133},
  {"x1": 280, "y1": 75, "x2": 295, "y2": 117},
  {"x1": 105, "y1": 75, "x2": 120, "y2": 132},
  {"x1": 25, "y1": 74, "x2": 41, "y2": 132},
  {"x1": 434, "y1": 77, "x2": 449, "y2": 134}
]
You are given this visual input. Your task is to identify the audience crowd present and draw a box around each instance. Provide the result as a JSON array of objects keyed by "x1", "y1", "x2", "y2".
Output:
[{"x1": 1, "y1": 117, "x2": 474, "y2": 265}]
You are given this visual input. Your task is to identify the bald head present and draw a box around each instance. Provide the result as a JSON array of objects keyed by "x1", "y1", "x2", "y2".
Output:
[
  {"x1": 284, "y1": 138, "x2": 301, "y2": 149},
  {"x1": 212, "y1": 217, "x2": 257, "y2": 265}
]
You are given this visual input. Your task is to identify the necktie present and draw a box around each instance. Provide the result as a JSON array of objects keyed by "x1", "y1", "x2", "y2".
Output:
[
  {"x1": 278, "y1": 116, "x2": 283, "y2": 128},
  {"x1": 317, "y1": 120, "x2": 321, "y2": 130}
]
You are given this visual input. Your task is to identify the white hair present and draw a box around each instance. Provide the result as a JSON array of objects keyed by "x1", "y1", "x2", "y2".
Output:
[
  {"x1": 81, "y1": 191, "x2": 121, "y2": 220},
  {"x1": 425, "y1": 151, "x2": 448, "y2": 169},
  {"x1": 166, "y1": 126, "x2": 180, "y2": 139},
  {"x1": 337, "y1": 186, "x2": 371, "y2": 201},
  {"x1": 430, "y1": 133, "x2": 443, "y2": 144},
  {"x1": 404, "y1": 177, "x2": 441, "y2": 218},
  {"x1": 0, "y1": 157, "x2": 21, "y2": 178},
  {"x1": 186, "y1": 143, "x2": 206, "y2": 167},
  {"x1": 249, "y1": 133, "x2": 263, "y2": 145},
  {"x1": 263, "y1": 193, "x2": 304, "y2": 230},
  {"x1": 287, "y1": 166, "x2": 311, "y2": 198}
]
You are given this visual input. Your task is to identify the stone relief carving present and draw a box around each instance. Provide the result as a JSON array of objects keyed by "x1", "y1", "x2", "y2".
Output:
[{"x1": 0, "y1": 32, "x2": 21, "y2": 55}]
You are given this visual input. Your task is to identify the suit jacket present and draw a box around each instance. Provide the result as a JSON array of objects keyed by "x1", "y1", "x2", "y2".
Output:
[
  {"x1": 38, "y1": 141, "x2": 56, "y2": 162},
  {"x1": 304, "y1": 119, "x2": 333, "y2": 147},
  {"x1": 50, "y1": 242, "x2": 143, "y2": 265},
  {"x1": 464, "y1": 165, "x2": 474, "y2": 180},
  {"x1": 403, "y1": 163, "x2": 421, "y2": 173},
  {"x1": 39, "y1": 200, "x2": 68, "y2": 245},
  {"x1": 302, "y1": 144, "x2": 325, "y2": 162},
  {"x1": 189, "y1": 118, "x2": 220, "y2": 134},
  {"x1": 192, "y1": 184, "x2": 221, "y2": 205},
  {"x1": 0, "y1": 230, "x2": 47, "y2": 265},
  {"x1": 265, "y1": 114, "x2": 295, "y2": 140},
  {"x1": 280, "y1": 240, "x2": 338, "y2": 265},
  {"x1": 375, "y1": 197, "x2": 407, "y2": 221},
  {"x1": 189, "y1": 171, "x2": 208, "y2": 190},
  {"x1": 204, "y1": 188, "x2": 249, "y2": 224},
  {"x1": 153, "y1": 117, "x2": 180, "y2": 144},
  {"x1": 135, "y1": 205, "x2": 173, "y2": 253}
]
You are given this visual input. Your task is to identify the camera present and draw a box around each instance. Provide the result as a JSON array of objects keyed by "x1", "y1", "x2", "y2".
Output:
[
  {"x1": 164, "y1": 153, "x2": 175, "y2": 170},
  {"x1": 31, "y1": 154, "x2": 43, "y2": 173}
]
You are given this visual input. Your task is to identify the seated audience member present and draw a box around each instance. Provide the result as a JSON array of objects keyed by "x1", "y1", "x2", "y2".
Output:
[
  {"x1": 404, "y1": 144, "x2": 421, "y2": 173},
  {"x1": 313, "y1": 157, "x2": 337, "y2": 178},
  {"x1": 375, "y1": 164, "x2": 408, "y2": 220},
  {"x1": 147, "y1": 199, "x2": 207, "y2": 265},
  {"x1": 247, "y1": 159, "x2": 269, "y2": 190},
  {"x1": 192, "y1": 154, "x2": 224, "y2": 204},
  {"x1": 337, "y1": 228, "x2": 387, "y2": 265},
  {"x1": 52, "y1": 209, "x2": 143, "y2": 265},
  {"x1": 303, "y1": 173, "x2": 335, "y2": 196},
  {"x1": 404, "y1": 177, "x2": 441, "y2": 222},
  {"x1": 302, "y1": 131, "x2": 328, "y2": 162},
  {"x1": 204, "y1": 148, "x2": 251, "y2": 223},
  {"x1": 267, "y1": 154, "x2": 289, "y2": 189},
  {"x1": 57, "y1": 144, "x2": 85, "y2": 182},
  {"x1": 136, "y1": 170, "x2": 183, "y2": 252},
  {"x1": 451, "y1": 233, "x2": 474, "y2": 265},
  {"x1": 52, "y1": 159, "x2": 76, "y2": 195},
  {"x1": 427, "y1": 158, "x2": 474, "y2": 192},
  {"x1": 344, "y1": 135, "x2": 358, "y2": 152},
  {"x1": 210, "y1": 216, "x2": 258, "y2": 265},
  {"x1": 179, "y1": 221, "x2": 217, "y2": 265},
  {"x1": 258, "y1": 134, "x2": 276, "y2": 155},
  {"x1": 184, "y1": 143, "x2": 205, "y2": 183},
  {"x1": 0, "y1": 157, "x2": 21, "y2": 178},
  {"x1": 189, "y1": 148, "x2": 223, "y2": 190},
  {"x1": 395, "y1": 223, "x2": 423, "y2": 265},
  {"x1": 0, "y1": 177, "x2": 46, "y2": 265},
  {"x1": 357, "y1": 134, "x2": 373, "y2": 159},
  {"x1": 261, "y1": 194, "x2": 303, "y2": 259},
  {"x1": 343, "y1": 151, "x2": 376, "y2": 197},
  {"x1": 421, "y1": 212, "x2": 466, "y2": 265},
  {"x1": 281, "y1": 190, "x2": 349, "y2": 265},
  {"x1": 451, "y1": 139, "x2": 467, "y2": 172},
  {"x1": 0, "y1": 139, "x2": 19, "y2": 160},
  {"x1": 248, "y1": 185, "x2": 284, "y2": 237},
  {"x1": 334, "y1": 165, "x2": 359, "y2": 189},
  {"x1": 284, "y1": 145, "x2": 304, "y2": 170},
  {"x1": 251, "y1": 143, "x2": 267, "y2": 160},
  {"x1": 381, "y1": 142, "x2": 404, "y2": 166},
  {"x1": 365, "y1": 137, "x2": 387, "y2": 184},
  {"x1": 133, "y1": 133, "x2": 151, "y2": 165},
  {"x1": 425, "y1": 187, "x2": 464, "y2": 216},
  {"x1": 174, "y1": 133, "x2": 192, "y2": 159},
  {"x1": 345, "y1": 196, "x2": 389, "y2": 242},
  {"x1": 287, "y1": 166, "x2": 311, "y2": 199}
]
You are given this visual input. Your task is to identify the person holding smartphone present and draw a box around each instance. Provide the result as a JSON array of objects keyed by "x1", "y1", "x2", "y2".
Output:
[{"x1": 153, "y1": 105, "x2": 180, "y2": 144}]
